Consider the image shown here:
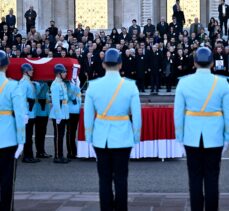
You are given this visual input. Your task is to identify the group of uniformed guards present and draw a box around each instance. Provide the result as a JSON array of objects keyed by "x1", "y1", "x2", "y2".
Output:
[
  {"x1": 0, "y1": 50, "x2": 81, "y2": 210},
  {"x1": 18, "y1": 63, "x2": 82, "y2": 164}
]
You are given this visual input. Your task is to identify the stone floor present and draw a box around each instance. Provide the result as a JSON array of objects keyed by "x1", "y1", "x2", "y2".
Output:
[{"x1": 15, "y1": 192, "x2": 229, "y2": 211}]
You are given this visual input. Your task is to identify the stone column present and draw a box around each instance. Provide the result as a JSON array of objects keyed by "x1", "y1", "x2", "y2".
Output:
[
  {"x1": 159, "y1": 0, "x2": 167, "y2": 21},
  {"x1": 22, "y1": 0, "x2": 39, "y2": 30},
  {"x1": 200, "y1": 0, "x2": 208, "y2": 27},
  {"x1": 38, "y1": 0, "x2": 52, "y2": 31},
  {"x1": 114, "y1": 0, "x2": 123, "y2": 28},
  {"x1": 122, "y1": 0, "x2": 141, "y2": 27},
  {"x1": 16, "y1": 0, "x2": 24, "y2": 31},
  {"x1": 53, "y1": 0, "x2": 75, "y2": 31},
  {"x1": 67, "y1": 0, "x2": 75, "y2": 29},
  {"x1": 152, "y1": 0, "x2": 161, "y2": 24},
  {"x1": 108, "y1": 0, "x2": 114, "y2": 29}
]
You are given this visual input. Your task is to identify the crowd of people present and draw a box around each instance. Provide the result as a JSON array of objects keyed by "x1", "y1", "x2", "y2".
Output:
[
  {"x1": 0, "y1": 3, "x2": 229, "y2": 95},
  {"x1": 1, "y1": 2, "x2": 229, "y2": 211}
]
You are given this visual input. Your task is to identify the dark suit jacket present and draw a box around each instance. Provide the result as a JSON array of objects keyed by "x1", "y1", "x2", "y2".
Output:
[
  {"x1": 143, "y1": 24, "x2": 155, "y2": 37},
  {"x1": 218, "y1": 3, "x2": 229, "y2": 19},
  {"x1": 6, "y1": 15, "x2": 16, "y2": 27},
  {"x1": 136, "y1": 54, "x2": 147, "y2": 79},
  {"x1": 157, "y1": 22, "x2": 169, "y2": 37},
  {"x1": 48, "y1": 26, "x2": 58, "y2": 37},
  {"x1": 24, "y1": 9, "x2": 37, "y2": 25},
  {"x1": 128, "y1": 25, "x2": 141, "y2": 36},
  {"x1": 119, "y1": 33, "x2": 131, "y2": 42}
]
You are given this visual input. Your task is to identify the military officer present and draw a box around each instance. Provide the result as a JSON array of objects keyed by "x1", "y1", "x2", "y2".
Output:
[
  {"x1": 35, "y1": 81, "x2": 52, "y2": 158},
  {"x1": 49, "y1": 64, "x2": 70, "y2": 163},
  {"x1": 174, "y1": 47, "x2": 229, "y2": 211},
  {"x1": 0, "y1": 50, "x2": 25, "y2": 211},
  {"x1": 66, "y1": 79, "x2": 81, "y2": 159},
  {"x1": 19, "y1": 63, "x2": 41, "y2": 163},
  {"x1": 84, "y1": 48, "x2": 142, "y2": 211}
]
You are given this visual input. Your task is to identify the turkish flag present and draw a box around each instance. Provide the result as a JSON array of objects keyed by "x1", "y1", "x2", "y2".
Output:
[{"x1": 6, "y1": 58, "x2": 80, "y2": 81}]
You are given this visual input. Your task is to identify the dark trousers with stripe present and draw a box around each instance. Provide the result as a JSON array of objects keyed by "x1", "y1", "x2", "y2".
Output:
[
  {"x1": 35, "y1": 116, "x2": 49, "y2": 154},
  {"x1": 24, "y1": 118, "x2": 35, "y2": 159},
  {"x1": 185, "y1": 138, "x2": 223, "y2": 211},
  {"x1": 94, "y1": 147, "x2": 132, "y2": 211},
  {"x1": 66, "y1": 113, "x2": 80, "y2": 157},
  {"x1": 0, "y1": 146, "x2": 17, "y2": 211},
  {"x1": 52, "y1": 119, "x2": 67, "y2": 158}
]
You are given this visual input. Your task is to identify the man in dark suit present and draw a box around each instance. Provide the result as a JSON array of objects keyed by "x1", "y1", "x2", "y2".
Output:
[
  {"x1": 120, "y1": 49, "x2": 136, "y2": 79},
  {"x1": 173, "y1": 0, "x2": 180, "y2": 13},
  {"x1": 163, "y1": 51, "x2": 174, "y2": 92},
  {"x1": 47, "y1": 20, "x2": 58, "y2": 37},
  {"x1": 169, "y1": 16, "x2": 181, "y2": 35},
  {"x1": 119, "y1": 27, "x2": 131, "y2": 42},
  {"x1": 218, "y1": 0, "x2": 229, "y2": 35},
  {"x1": 148, "y1": 45, "x2": 163, "y2": 94},
  {"x1": 173, "y1": 7, "x2": 185, "y2": 32},
  {"x1": 6, "y1": 8, "x2": 16, "y2": 31},
  {"x1": 128, "y1": 19, "x2": 141, "y2": 37},
  {"x1": 84, "y1": 52, "x2": 95, "y2": 80},
  {"x1": 143, "y1": 18, "x2": 155, "y2": 38},
  {"x1": 73, "y1": 23, "x2": 84, "y2": 42},
  {"x1": 24, "y1": 6, "x2": 37, "y2": 34},
  {"x1": 136, "y1": 48, "x2": 147, "y2": 92},
  {"x1": 157, "y1": 17, "x2": 169, "y2": 37}
]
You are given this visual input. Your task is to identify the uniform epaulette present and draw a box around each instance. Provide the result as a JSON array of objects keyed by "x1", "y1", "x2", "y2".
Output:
[{"x1": 123, "y1": 77, "x2": 133, "y2": 81}]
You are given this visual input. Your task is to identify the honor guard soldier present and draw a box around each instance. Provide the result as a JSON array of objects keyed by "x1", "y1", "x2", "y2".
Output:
[
  {"x1": 174, "y1": 47, "x2": 229, "y2": 211},
  {"x1": 84, "y1": 48, "x2": 142, "y2": 211},
  {"x1": 66, "y1": 79, "x2": 81, "y2": 159},
  {"x1": 35, "y1": 81, "x2": 52, "y2": 158},
  {"x1": 49, "y1": 64, "x2": 70, "y2": 163},
  {"x1": 19, "y1": 63, "x2": 41, "y2": 163},
  {"x1": 0, "y1": 50, "x2": 25, "y2": 211}
]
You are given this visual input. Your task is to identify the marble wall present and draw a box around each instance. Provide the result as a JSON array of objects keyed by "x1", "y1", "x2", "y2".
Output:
[{"x1": 16, "y1": 0, "x2": 212, "y2": 32}]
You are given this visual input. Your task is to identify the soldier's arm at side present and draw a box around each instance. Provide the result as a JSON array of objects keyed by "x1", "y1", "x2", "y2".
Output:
[
  {"x1": 76, "y1": 87, "x2": 82, "y2": 106},
  {"x1": 130, "y1": 83, "x2": 142, "y2": 144},
  {"x1": 19, "y1": 81, "x2": 29, "y2": 116},
  {"x1": 223, "y1": 81, "x2": 229, "y2": 142},
  {"x1": 51, "y1": 84, "x2": 62, "y2": 120},
  {"x1": 12, "y1": 84, "x2": 26, "y2": 144},
  {"x1": 174, "y1": 80, "x2": 185, "y2": 143},
  {"x1": 84, "y1": 84, "x2": 95, "y2": 144},
  {"x1": 33, "y1": 81, "x2": 41, "y2": 95}
]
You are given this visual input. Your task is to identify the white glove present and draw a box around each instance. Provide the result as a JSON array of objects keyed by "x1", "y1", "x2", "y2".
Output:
[
  {"x1": 179, "y1": 143, "x2": 186, "y2": 157},
  {"x1": 56, "y1": 119, "x2": 62, "y2": 124},
  {"x1": 24, "y1": 115, "x2": 29, "y2": 125},
  {"x1": 222, "y1": 142, "x2": 229, "y2": 157},
  {"x1": 71, "y1": 78, "x2": 76, "y2": 85},
  {"x1": 15, "y1": 144, "x2": 24, "y2": 159}
]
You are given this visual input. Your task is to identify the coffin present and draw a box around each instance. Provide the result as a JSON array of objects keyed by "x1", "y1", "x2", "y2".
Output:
[{"x1": 7, "y1": 58, "x2": 80, "y2": 81}]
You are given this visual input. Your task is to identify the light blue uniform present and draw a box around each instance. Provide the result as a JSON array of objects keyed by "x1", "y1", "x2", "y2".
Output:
[
  {"x1": 84, "y1": 71, "x2": 142, "y2": 148},
  {"x1": 0, "y1": 72, "x2": 25, "y2": 149},
  {"x1": 49, "y1": 77, "x2": 69, "y2": 120},
  {"x1": 19, "y1": 75, "x2": 40, "y2": 119},
  {"x1": 66, "y1": 82, "x2": 81, "y2": 114},
  {"x1": 36, "y1": 82, "x2": 50, "y2": 117},
  {"x1": 174, "y1": 68, "x2": 229, "y2": 148}
]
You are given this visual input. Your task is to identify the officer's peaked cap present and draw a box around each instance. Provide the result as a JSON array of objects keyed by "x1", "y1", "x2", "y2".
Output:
[
  {"x1": 54, "y1": 64, "x2": 67, "y2": 74},
  {"x1": 194, "y1": 47, "x2": 213, "y2": 64},
  {"x1": 0, "y1": 50, "x2": 9, "y2": 67},
  {"x1": 21, "y1": 63, "x2": 33, "y2": 73},
  {"x1": 104, "y1": 48, "x2": 122, "y2": 64}
]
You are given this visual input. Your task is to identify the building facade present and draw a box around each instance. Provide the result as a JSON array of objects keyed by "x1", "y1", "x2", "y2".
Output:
[{"x1": 0, "y1": 0, "x2": 226, "y2": 32}]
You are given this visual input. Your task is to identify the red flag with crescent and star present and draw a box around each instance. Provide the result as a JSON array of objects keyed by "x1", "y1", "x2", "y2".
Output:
[{"x1": 6, "y1": 58, "x2": 80, "y2": 81}]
